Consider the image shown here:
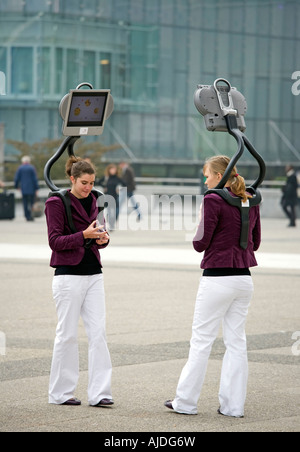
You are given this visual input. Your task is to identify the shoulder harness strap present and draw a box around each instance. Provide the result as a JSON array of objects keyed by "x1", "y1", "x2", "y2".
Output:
[
  {"x1": 48, "y1": 189, "x2": 77, "y2": 234},
  {"x1": 204, "y1": 187, "x2": 261, "y2": 250},
  {"x1": 48, "y1": 189, "x2": 105, "y2": 249}
]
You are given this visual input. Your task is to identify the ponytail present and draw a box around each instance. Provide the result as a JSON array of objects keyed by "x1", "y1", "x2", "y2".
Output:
[{"x1": 229, "y1": 172, "x2": 251, "y2": 203}]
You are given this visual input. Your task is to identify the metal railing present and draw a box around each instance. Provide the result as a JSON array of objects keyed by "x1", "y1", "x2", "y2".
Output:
[{"x1": 3, "y1": 177, "x2": 285, "y2": 189}]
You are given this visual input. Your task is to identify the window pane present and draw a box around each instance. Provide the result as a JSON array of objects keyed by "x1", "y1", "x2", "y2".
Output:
[
  {"x1": 161, "y1": 0, "x2": 174, "y2": 25},
  {"x1": 63, "y1": 0, "x2": 81, "y2": 14},
  {"x1": 115, "y1": 53, "x2": 126, "y2": 98},
  {"x1": 202, "y1": 31, "x2": 216, "y2": 74},
  {"x1": 0, "y1": 47, "x2": 6, "y2": 95},
  {"x1": 100, "y1": 52, "x2": 111, "y2": 89},
  {"x1": 256, "y1": 78, "x2": 268, "y2": 119},
  {"x1": 41, "y1": 48, "x2": 51, "y2": 95},
  {"x1": 0, "y1": 47, "x2": 6, "y2": 73},
  {"x1": 25, "y1": 0, "x2": 49, "y2": 13},
  {"x1": 55, "y1": 48, "x2": 63, "y2": 94},
  {"x1": 0, "y1": 0, "x2": 23, "y2": 13},
  {"x1": 83, "y1": 51, "x2": 96, "y2": 87},
  {"x1": 66, "y1": 49, "x2": 78, "y2": 90},
  {"x1": 11, "y1": 47, "x2": 33, "y2": 94}
]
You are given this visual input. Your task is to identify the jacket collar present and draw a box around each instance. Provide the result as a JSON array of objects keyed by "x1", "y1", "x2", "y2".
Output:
[{"x1": 68, "y1": 190, "x2": 98, "y2": 223}]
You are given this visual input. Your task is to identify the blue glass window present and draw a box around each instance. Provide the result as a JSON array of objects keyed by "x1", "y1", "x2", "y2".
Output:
[{"x1": 11, "y1": 47, "x2": 33, "y2": 94}]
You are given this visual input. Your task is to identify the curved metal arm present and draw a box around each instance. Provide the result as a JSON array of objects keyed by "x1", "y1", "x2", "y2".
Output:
[
  {"x1": 242, "y1": 134, "x2": 266, "y2": 190},
  {"x1": 44, "y1": 136, "x2": 80, "y2": 191},
  {"x1": 214, "y1": 114, "x2": 266, "y2": 190},
  {"x1": 76, "y1": 82, "x2": 93, "y2": 90},
  {"x1": 215, "y1": 116, "x2": 245, "y2": 189}
]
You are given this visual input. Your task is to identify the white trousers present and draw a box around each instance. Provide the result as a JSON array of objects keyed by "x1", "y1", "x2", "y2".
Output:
[
  {"x1": 49, "y1": 274, "x2": 112, "y2": 406},
  {"x1": 173, "y1": 275, "x2": 254, "y2": 417}
]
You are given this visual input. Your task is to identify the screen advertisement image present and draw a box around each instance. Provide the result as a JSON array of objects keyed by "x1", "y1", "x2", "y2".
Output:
[{"x1": 67, "y1": 91, "x2": 108, "y2": 127}]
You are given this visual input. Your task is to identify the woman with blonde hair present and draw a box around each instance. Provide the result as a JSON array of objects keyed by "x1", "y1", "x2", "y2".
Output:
[{"x1": 165, "y1": 155, "x2": 261, "y2": 418}]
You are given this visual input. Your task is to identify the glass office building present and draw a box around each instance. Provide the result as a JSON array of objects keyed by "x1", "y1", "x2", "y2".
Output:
[{"x1": 0, "y1": 0, "x2": 299, "y2": 178}]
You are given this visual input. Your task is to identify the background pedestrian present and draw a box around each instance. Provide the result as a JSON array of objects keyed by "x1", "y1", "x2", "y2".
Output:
[{"x1": 14, "y1": 155, "x2": 39, "y2": 221}]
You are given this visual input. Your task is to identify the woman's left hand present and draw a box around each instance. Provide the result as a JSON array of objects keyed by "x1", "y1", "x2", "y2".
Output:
[{"x1": 96, "y1": 231, "x2": 110, "y2": 245}]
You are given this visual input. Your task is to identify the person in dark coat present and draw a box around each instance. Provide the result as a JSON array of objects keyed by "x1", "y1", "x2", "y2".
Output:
[
  {"x1": 119, "y1": 162, "x2": 141, "y2": 221},
  {"x1": 281, "y1": 165, "x2": 298, "y2": 227},
  {"x1": 14, "y1": 156, "x2": 39, "y2": 221},
  {"x1": 99, "y1": 164, "x2": 125, "y2": 230}
]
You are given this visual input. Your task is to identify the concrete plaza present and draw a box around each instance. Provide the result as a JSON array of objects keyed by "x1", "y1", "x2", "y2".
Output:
[{"x1": 0, "y1": 206, "x2": 299, "y2": 432}]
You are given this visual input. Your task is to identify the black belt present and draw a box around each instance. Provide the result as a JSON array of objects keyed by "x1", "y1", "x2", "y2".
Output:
[{"x1": 203, "y1": 268, "x2": 251, "y2": 277}]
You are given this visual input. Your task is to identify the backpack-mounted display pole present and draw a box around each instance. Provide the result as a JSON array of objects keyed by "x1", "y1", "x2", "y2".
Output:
[
  {"x1": 44, "y1": 135, "x2": 80, "y2": 192},
  {"x1": 44, "y1": 82, "x2": 114, "y2": 192},
  {"x1": 44, "y1": 82, "x2": 114, "y2": 247},
  {"x1": 194, "y1": 78, "x2": 266, "y2": 250}
]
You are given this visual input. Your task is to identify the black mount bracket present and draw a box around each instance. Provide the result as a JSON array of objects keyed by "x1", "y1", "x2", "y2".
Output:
[{"x1": 205, "y1": 114, "x2": 266, "y2": 250}]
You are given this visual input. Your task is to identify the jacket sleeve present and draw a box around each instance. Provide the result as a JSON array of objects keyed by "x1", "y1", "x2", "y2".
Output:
[
  {"x1": 193, "y1": 195, "x2": 221, "y2": 253},
  {"x1": 45, "y1": 197, "x2": 85, "y2": 251},
  {"x1": 96, "y1": 240, "x2": 110, "y2": 250}
]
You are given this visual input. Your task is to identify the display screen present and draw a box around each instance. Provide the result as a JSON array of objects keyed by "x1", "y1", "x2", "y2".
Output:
[{"x1": 67, "y1": 91, "x2": 108, "y2": 127}]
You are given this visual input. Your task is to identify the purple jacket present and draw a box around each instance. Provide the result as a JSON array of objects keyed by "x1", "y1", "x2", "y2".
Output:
[
  {"x1": 193, "y1": 190, "x2": 261, "y2": 269},
  {"x1": 45, "y1": 191, "x2": 108, "y2": 268}
]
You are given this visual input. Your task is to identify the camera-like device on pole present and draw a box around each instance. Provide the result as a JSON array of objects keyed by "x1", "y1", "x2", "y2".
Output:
[
  {"x1": 194, "y1": 78, "x2": 266, "y2": 250},
  {"x1": 59, "y1": 82, "x2": 114, "y2": 136},
  {"x1": 44, "y1": 83, "x2": 113, "y2": 248},
  {"x1": 44, "y1": 83, "x2": 114, "y2": 192},
  {"x1": 194, "y1": 79, "x2": 247, "y2": 132}
]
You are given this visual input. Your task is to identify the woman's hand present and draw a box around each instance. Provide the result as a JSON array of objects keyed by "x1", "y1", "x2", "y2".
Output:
[
  {"x1": 96, "y1": 232, "x2": 110, "y2": 245},
  {"x1": 83, "y1": 220, "x2": 109, "y2": 244}
]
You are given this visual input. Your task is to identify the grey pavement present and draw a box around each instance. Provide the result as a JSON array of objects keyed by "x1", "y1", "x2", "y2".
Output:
[{"x1": 0, "y1": 207, "x2": 299, "y2": 432}]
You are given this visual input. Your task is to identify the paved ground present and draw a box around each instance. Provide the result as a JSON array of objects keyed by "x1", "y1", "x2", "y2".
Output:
[{"x1": 0, "y1": 204, "x2": 299, "y2": 432}]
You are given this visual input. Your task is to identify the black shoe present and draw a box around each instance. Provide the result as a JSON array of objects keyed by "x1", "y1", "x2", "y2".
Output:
[
  {"x1": 92, "y1": 398, "x2": 114, "y2": 408},
  {"x1": 62, "y1": 398, "x2": 81, "y2": 406},
  {"x1": 164, "y1": 400, "x2": 174, "y2": 410}
]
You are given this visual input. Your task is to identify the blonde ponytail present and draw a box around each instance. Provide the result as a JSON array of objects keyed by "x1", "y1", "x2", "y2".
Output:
[
  {"x1": 204, "y1": 155, "x2": 251, "y2": 203},
  {"x1": 229, "y1": 172, "x2": 251, "y2": 203}
]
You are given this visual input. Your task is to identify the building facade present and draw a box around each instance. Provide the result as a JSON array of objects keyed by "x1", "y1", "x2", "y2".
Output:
[{"x1": 0, "y1": 0, "x2": 300, "y2": 178}]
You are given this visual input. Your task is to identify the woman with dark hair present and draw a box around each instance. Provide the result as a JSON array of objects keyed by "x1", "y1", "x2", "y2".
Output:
[
  {"x1": 165, "y1": 155, "x2": 261, "y2": 418},
  {"x1": 45, "y1": 156, "x2": 113, "y2": 408}
]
